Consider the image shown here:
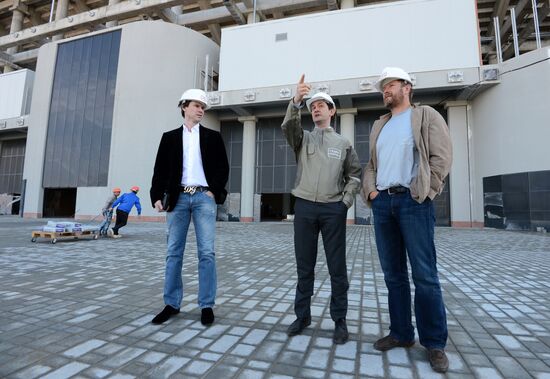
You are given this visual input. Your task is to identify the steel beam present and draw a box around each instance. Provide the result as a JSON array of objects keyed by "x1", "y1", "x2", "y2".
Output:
[{"x1": 223, "y1": 0, "x2": 246, "y2": 25}]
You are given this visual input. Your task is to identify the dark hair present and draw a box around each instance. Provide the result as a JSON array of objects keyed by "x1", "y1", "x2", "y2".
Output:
[
  {"x1": 329, "y1": 102, "x2": 336, "y2": 122},
  {"x1": 178, "y1": 100, "x2": 191, "y2": 108},
  {"x1": 178, "y1": 100, "x2": 191, "y2": 117}
]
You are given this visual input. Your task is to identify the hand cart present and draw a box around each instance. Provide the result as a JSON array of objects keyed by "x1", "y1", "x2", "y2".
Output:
[{"x1": 31, "y1": 229, "x2": 99, "y2": 244}]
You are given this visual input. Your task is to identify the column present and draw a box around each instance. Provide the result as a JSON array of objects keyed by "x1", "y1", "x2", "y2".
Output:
[
  {"x1": 4, "y1": 9, "x2": 24, "y2": 73},
  {"x1": 106, "y1": 0, "x2": 121, "y2": 27},
  {"x1": 52, "y1": 0, "x2": 70, "y2": 41},
  {"x1": 239, "y1": 116, "x2": 257, "y2": 222},
  {"x1": 340, "y1": 0, "x2": 355, "y2": 9},
  {"x1": 445, "y1": 101, "x2": 478, "y2": 227},
  {"x1": 247, "y1": 12, "x2": 256, "y2": 24},
  {"x1": 339, "y1": 108, "x2": 357, "y2": 225}
]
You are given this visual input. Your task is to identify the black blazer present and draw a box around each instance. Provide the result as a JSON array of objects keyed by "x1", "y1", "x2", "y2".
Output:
[{"x1": 150, "y1": 125, "x2": 229, "y2": 210}]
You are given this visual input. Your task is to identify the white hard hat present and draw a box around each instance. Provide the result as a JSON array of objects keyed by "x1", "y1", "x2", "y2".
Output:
[
  {"x1": 374, "y1": 67, "x2": 412, "y2": 92},
  {"x1": 178, "y1": 89, "x2": 209, "y2": 109},
  {"x1": 306, "y1": 92, "x2": 336, "y2": 112}
]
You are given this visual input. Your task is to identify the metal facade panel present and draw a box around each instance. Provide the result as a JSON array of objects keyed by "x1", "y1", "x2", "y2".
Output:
[
  {"x1": 219, "y1": 0, "x2": 480, "y2": 91},
  {"x1": 0, "y1": 139, "x2": 26, "y2": 193},
  {"x1": 255, "y1": 117, "x2": 297, "y2": 194},
  {"x1": 221, "y1": 121, "x2": 243, "y2": 193},
  {"x1": 43, "y1": 30, "x2": 121, "y2": 188}
]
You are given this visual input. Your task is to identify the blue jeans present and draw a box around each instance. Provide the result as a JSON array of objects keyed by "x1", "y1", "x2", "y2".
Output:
[
  {"x1": 98, "y1": 210, "x2": 113, "y2": 235},
  {"x1": 164, "y1": 191, "x2": 217, "y2": 309},
  {"x1": 371, "y1": 190, "x2": 448, "y2": 349}
]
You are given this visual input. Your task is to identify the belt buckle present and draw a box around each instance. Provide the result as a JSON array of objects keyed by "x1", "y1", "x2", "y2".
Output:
[
  {"x1": 387, "y1": 187, "x2": 395, "y2": 195},
  {"x1": 183, "y1": 186, "x2": 197, "y2": 195}
]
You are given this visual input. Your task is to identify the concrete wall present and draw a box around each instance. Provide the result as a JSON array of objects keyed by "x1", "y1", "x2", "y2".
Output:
[
  {"x1": 23, "y1": 21, "x2": 220, "y2": 219},
  {"x1": 470, "y1": 47, "x2": 550, "y2": 224},
  {"x1": 219, "y1": 0, "x2": 479, "y2": 91},
  {"x1": 22, "y1": 45, "x2": 57, "y2": 217}
]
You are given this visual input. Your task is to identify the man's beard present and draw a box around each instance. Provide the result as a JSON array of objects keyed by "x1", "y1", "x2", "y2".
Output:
[{"x1": 384, "y1": 90, "x2": 405, "y2": 109}]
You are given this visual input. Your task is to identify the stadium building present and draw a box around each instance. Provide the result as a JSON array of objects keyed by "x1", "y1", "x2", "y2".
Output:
[{"x1": 0, "y1": 0, "x2": 549, "y2": 230}]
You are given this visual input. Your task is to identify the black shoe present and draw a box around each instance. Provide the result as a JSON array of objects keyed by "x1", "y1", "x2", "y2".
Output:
[
  {"x1": 151, "y1": 305, "x2": 179, "y2": 324},
  {"x1": 201, "y1": 307, "x2": 215, "y2": 326},
  {"x1": 333, "y1": 318, "x2": 349, "y2": 344},
  {"x1": 287, "y1": 317, "x2": 311, "y2": 336}
]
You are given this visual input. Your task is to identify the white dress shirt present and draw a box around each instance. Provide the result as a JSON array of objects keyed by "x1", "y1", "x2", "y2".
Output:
[{"x1": 181, "y1": 124, "x2": 209, "y2": 187}]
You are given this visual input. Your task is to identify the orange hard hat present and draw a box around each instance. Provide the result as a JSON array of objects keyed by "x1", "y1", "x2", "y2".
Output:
[
  {"x1": 131, "y1": 186, "x2": 140, "y2": 192},
  {"x1": 112, "y1": 187, "x2": 121, "y2": 193}
]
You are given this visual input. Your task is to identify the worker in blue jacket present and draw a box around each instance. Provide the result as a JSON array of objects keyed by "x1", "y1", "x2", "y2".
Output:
[{"x1": 108, "y1": 186, "x2": 142, "y2": 238}]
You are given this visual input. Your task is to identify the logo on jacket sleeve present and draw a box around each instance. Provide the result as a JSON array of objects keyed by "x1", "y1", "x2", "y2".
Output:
[{"x1": 327, "y1": 148, "x2": 342, "y2": 160}]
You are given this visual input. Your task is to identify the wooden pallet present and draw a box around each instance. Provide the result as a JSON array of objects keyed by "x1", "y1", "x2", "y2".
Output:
[{"x1": 31, "y1": 229, "x2": 99, "y2": 244}]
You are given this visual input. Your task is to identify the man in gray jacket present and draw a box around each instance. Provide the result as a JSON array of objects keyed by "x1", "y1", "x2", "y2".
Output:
[
  {"x1": 282, "y1": 74, "x2": 362, "y2": 344},
  {"x1": 362, "y1": 67, "x2": 452, "y2": 373}
]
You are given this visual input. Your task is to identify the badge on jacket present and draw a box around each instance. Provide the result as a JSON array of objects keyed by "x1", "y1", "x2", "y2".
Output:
[{"x1": 328, "y1": 148, "x2": 342, "y2": 160}]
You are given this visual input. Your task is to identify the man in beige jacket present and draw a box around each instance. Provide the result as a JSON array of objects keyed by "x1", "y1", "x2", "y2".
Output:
[{"x1": 362, "y1": 67, "x2": 452, "y2": 373}]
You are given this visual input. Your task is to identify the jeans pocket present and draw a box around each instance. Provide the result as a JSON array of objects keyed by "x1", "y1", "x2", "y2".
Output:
[{"x1": 202, "y1": 191, "x2": 215, "y2": 202}]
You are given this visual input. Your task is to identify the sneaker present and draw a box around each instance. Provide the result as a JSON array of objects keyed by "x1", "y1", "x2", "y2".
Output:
[
  {"x1": 286, "y1": 317, "x2": 311, "y2": 336},
  {"x1": 151, "y1": 305, "x2": 180, "y2": 324},
  {"x1": 112, "y1": 234, "x2": 122, "y2": 239},
  {"x1": 333, "y1": 318, "x2": 349, "y2": 344},
  {"x1": 107, "y1": 228, "x2": 114, "y2": 237},
  {"x1": 427, "y1": 349, "x2": 449, "y2": 373},
  {"x1": 373, "y1": 335, "x2": 415, "y2": 351}
]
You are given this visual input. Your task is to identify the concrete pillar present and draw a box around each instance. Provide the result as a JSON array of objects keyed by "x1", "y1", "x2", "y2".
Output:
[
  {"x1": 247, "y1": 12, "x2": 257, "y2": 24},
  {"x1": 239, "y1": 116, "x2": 257, "y2": 222},
  {"x1": 339, "y1": 108, "x2": 357, "y2": 225},
  {"x1": 445, "y1": 101, "x2": 479, "y2": 227},
  {"x1": 106, "y1": 0, "x2": 121, "y2": 27},
  {"x1": 52, "y1": 0, "x2": 70, "y2": 41},
  {"x1": 340, "y1": 0, "x2": 355, "y2": 9},
  {"x1": 4, "y1": 9, "x2": 24, "y2": 73}
]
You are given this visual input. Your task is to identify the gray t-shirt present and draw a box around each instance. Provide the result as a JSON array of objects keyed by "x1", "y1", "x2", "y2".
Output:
[{"x1": 376, "y1": 108, "x2": 417, "y2": 190}]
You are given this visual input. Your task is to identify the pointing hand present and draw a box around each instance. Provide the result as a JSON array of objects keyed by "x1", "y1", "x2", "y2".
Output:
[{"x1": 293, "y1": 74, "x2": 311, "y2": 105}]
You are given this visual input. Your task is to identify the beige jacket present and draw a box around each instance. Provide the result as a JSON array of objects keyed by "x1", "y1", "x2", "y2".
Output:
[{"x1": 362, "y1": 105, "x2": 452, "y2": 204}]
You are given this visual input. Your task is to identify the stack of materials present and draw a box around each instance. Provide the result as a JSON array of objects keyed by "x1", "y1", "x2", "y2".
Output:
[{"x1": 41, "y1": 221, "x2": 97, "y2": 232}]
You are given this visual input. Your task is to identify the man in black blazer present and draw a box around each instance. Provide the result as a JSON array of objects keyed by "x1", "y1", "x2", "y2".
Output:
[{"x1": 150, "y1": 88, "x2": 229, "y2": 326}]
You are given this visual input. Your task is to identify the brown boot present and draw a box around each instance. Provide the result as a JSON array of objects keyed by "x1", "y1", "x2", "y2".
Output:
[
  {"x1": 373, "y1": 335, "x2": 415, "y2": 351},
  {"x1": 427, "y1": 349, "x2": 449, "y2": 373}
]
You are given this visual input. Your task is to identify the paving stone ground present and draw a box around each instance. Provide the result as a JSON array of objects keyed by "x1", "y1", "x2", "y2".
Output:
[{"x1": 0, "y1": 215, "x2": 549, "y2": 379}]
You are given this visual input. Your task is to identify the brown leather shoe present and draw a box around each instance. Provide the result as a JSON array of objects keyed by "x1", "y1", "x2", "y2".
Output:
[
  {"x1": 373, "y1": 335, "x2": 415, "y2": 351},
  {"x1": 427, "y1": 349, "x2": 449, "y2": 373}
]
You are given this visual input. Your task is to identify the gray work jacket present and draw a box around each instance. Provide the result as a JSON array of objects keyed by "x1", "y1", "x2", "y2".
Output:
[{"x1": 281, "y1": 101, "x2": 362, "y2": 207}]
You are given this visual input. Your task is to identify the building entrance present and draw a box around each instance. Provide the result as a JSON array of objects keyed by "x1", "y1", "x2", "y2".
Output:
[
  {"x1": 43, "y1": 188, "x2": 77, "y2": 218},
  {"x1": 260, "y1": 193, "x2": 295, "y2": 221}
]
